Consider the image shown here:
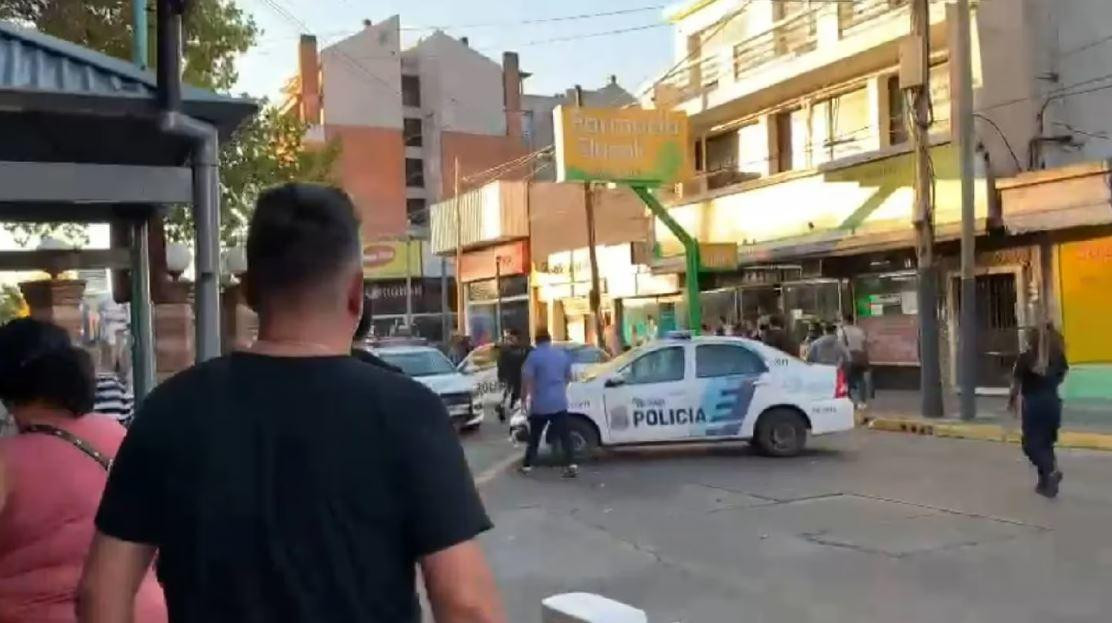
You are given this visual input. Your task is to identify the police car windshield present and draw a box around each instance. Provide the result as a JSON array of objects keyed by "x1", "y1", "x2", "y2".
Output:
[
  {"x1": 582, "y1": 347, "x2": 639, "y2": 381},
  {"x1": 378, "y1": 350, "x2": 457, "y2": 377}
]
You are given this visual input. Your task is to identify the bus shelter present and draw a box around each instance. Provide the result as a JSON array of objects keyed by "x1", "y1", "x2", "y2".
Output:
[{"x1": 0, "y1": 22, "x2": 256, "y2": 398}]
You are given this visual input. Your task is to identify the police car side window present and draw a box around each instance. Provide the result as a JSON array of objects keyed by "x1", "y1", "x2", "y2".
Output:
[
  {"x1": 695, "y1": 344, "x2": 768, "y2": 378},
  {"x1": 626, "y1": 347, "x2": 685, "y2": 384}
]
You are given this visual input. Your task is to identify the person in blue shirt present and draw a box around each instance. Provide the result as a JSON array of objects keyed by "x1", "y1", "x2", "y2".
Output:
[{"x1": 520, "y1": 330, "x2": 577, "y2": 478}]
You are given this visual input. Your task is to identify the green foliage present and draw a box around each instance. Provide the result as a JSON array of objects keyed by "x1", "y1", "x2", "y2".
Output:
[
  {"x1": 0, "y1": 283, "x2": 28, "y2": 326},
  {"x1": 0, "y1": 0, "x2": 258, "y2": 91},
  {"x1": 164, "y1": 105, "x2": 341, "y2": 246},
  {"x1": 0, "y1": 0, "x2": 340, "y2": 247}
]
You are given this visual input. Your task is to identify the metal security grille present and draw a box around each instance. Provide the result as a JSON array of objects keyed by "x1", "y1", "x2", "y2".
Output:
[{"x1": 955, "y1": 273, "x2": 1020, "y2": 388}]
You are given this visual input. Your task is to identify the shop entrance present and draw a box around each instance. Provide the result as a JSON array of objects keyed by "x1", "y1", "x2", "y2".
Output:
[{"x1": 952, "y1": 272, "x2": 1021, "y2": 391}]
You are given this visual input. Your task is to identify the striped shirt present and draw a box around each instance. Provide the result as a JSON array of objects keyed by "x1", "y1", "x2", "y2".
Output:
[{"x1": 95, "y1": 373, "x2": 134, "y2": 424}]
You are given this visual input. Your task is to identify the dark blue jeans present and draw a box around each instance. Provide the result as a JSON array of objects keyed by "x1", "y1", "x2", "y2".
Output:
[
  {"x1": 523, "y1": 411, "x2": 573, "y2": 468},
  {"x1": 1021, "y1": 392, "x2": 1062, "y2": 480}
]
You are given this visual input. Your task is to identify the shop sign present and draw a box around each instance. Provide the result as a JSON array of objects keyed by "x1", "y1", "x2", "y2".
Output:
[
  {"x1": 458, "y1": 240, "x2": 529, "y2": 283},
  {"x1": 362, "y1": 240, "x2": 423, "y2": 281},
  {"x1": 553, "y1": 106, "x2": 693, "y2": 185},
  {"x1": 699, "y1": 243, "x2": 739, "y2": 271}
]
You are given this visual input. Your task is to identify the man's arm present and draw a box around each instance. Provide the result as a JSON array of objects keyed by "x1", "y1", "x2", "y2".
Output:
[
  {"x1": 77, "y1": 534, "x2": 156, "y2": 623},
  {"x1": 421, "y1": 540, "x2": 506, "y2": 623}
]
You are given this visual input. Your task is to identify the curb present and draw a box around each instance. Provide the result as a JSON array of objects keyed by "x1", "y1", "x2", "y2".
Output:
[{"x1": 866, "y1": 417, "x2": 1112, "y2": 451}]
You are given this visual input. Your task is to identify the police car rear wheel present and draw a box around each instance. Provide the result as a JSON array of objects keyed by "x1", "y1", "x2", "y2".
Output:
[{"x1": 755, "y1": 408, "x2": 808, "y2": 457}]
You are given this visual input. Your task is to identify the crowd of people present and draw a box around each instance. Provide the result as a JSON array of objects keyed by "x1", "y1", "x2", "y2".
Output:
[{"x1": 0, "y1": 182, "x2": 1073, "y2": 622}]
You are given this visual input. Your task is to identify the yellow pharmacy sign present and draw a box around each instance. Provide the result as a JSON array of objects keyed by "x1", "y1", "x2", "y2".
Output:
[
  {"x1": 553, "y1": 106, "x2": 693, "y2": 186},
  {"x1": 362, "y1": 240, "x2": 422, "y2": 281}
]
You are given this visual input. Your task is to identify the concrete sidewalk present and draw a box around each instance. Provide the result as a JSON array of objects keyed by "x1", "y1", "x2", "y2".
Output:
[{"x1": 865, "y1": 390, "x2": 1112, "y2": 450}]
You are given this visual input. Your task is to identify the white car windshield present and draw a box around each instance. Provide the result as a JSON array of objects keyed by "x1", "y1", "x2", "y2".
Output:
[
  {"x1": 581, "y1": 346, "x2": 641, "y2": 381},
  {"x1": 378, "y1": 350, "x2": 457, "y2": 377}
]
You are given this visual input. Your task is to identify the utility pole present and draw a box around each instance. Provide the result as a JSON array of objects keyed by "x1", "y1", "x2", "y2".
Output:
[
  {"x1": 454, "y1": 156, "x2": 465, "y2": 334},
  {"x1": 909, "y1": 0, "x2": 944, "y2": 417},
  {"x1": 953, "y1": 0, "x2": 978, "y2": 420},
  {"x1": 404, "y1": 230, "x2": 413, "y2": 327},
  {"x1": 573, "y1": 84, "x2": 606, "y2": 348}
]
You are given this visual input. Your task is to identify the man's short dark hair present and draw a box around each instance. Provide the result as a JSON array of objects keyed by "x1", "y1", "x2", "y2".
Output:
[
  {"x1": 769, "y1": 314, "x2": 784, "y2": 328},
  {"x1": 844, "y1": 313, "x2": 855, "y2": 324},
  {"x1": 0, "y1": 318, "x2": 95, "y2": 415},
  {"x1": 535, "y1": 329, "x2": 551, "y2": 344},
  {"x1": 246, "y1": 183, "x2": 362, "y2": 307},
  {"x1": 825, "y1": 323, "x2": 838, "y2": 335}
]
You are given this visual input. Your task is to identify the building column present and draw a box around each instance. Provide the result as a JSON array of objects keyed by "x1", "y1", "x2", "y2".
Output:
[
  {"x1": 19, "y1": 278, "x2": 86, "y2": 340},
  {"x1": 222, "y1": 283, "x2": 258, "y2": 353},
  {"x1": 154, "y1": 283, "x2": 194, "y2": 382},
  {"x1": 867, "y1": 75, "x2": 888, "y2": 152},
  {"x1": 816, "y1": 1, "x2": 842, "y2": 48}
]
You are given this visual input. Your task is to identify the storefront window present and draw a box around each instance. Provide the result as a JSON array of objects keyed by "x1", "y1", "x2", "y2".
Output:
[
  {"x1": 852, "y1": 272, "x2": 920, "y2": 366},
  {"x1": 782, "y1": 280, "x2": 844, "y2": 343}
]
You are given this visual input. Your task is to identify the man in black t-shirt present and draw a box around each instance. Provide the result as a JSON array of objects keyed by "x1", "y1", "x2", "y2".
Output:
[{"x1": 78, "y1": 184, "x2": 504, "y2": 623}]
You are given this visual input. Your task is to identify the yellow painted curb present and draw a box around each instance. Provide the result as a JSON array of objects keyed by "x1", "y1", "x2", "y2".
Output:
[{"x1": 867, "y1": 417, "x2": 1112, "y2": 452}]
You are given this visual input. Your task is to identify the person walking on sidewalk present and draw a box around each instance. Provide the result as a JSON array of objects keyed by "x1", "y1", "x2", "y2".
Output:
[
  {"x1": 806, "y1": 323, "x2": 851, "y2": 368},
  {"x1": 520, "y1": 329, "x2": 577, "y2": 478},
  {"x1": 78, "y1": 184, "x2": 505, "y2": 623},
  {"x1": 838, "y1": 314, "x2": 870, "y2": 408},
  {"x1": 1009, "y1": 324, "x2": 1069, "y2": 498}
]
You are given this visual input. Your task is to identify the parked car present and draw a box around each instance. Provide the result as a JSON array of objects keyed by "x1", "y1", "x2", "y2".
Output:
[
  {"x1": 509, "y1": 332, "x2": 854, "y2": 458},
  {"x1": 373, "y1": 343, "x2": 483, "y2": 431},
  {"x1": 458, "y1": 341, "x2": 610, "y2": 419}
]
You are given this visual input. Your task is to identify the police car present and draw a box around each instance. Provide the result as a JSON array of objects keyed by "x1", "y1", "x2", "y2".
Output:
[
  {"x1": 509, "y1": 332, "x2": 854, "y2": 458},
  {"x1": 372, "y1": 341, "x2": 483, "y2": 431}
]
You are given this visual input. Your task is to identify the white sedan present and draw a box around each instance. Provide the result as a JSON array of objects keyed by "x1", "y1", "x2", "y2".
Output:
[
  {"x1": 510, "y1": 333, "x2": 854, "y2": 458},
  {"x1": 374, "y1": 344, "x2": 484, "y2": 430}
]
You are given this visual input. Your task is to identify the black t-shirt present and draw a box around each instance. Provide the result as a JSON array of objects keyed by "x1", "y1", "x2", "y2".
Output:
[
  {"x1": 1013, "y1": 349, "x2": 1069, "y2": 397},
  {"x1": 95, "y1": 353, "x2": 491, "y2": 623},
  {"x1": 351, "y1": 346, "x2": 403, "y2": 373}
]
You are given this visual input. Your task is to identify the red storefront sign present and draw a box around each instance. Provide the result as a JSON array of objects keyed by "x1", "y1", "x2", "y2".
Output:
[{"x1": 458, "y1": 240, "x2": 529, "y2": 283}]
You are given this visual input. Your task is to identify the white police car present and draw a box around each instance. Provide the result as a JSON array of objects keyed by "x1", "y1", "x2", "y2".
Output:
[
  {"x1": 373, "y1": 343, "x2": 483, "y2": 431},
  {"x1": 510, "y1": 332, "x2": 854, "y2": 457}
]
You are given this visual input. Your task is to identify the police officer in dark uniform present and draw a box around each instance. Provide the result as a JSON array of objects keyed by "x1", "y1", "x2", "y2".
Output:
[
  {"x1": 496, "y1": 328, "x2": 530, "y2": 421},
  {"x1": 1009, "y1": 324, "x2": 1069, "y2": 498}
]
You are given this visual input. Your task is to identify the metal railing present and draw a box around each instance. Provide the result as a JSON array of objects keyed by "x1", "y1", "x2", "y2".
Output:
[
  {"x1": 656, "y1": 52, "x2": 722, "y2": 105},
  {"x1": 733, "y1": 7, "x2": 819, "y2": 80},
  {"x1": 838, "y1": 0, "x2": 911, "y2": 33}
]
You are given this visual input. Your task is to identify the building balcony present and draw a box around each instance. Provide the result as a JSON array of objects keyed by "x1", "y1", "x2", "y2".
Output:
[{"x1": 653, "y1": 0, "x2": 945, "y2": 123}]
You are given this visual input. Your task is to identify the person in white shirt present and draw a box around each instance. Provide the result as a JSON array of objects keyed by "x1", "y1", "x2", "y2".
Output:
[{"x1": 837, "y1": 314, "x2": 869, "y2": 407}]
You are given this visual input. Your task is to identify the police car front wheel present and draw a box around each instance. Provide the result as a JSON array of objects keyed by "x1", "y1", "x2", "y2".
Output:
[{"x1": 754, "y1": 408, "x2": 808, "y2": 458}]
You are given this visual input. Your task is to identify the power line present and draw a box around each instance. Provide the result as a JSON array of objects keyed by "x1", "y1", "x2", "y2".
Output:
[
  {"x1": 972, "y1": 113, "x2": 1023, "y2": 171},
  {"x1": 476, "y1": 24, "x2": 667, "y2": 50},
  {"x1": 403, "y1": 5, "x2": 668, "y2": 30}
]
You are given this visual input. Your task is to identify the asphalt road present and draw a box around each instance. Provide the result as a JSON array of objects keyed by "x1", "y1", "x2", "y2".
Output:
[
  {"x1": 477, "y1": 430, "x2": 1112, "y2": 622},
  {"x1": 460, "y1": 415, "x2": 520, "y2": 480}
]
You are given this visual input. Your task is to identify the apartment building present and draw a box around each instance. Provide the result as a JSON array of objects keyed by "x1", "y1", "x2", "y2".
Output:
[
  {"x1": 521, "y1": 77, "x2": 636, "y2": 180},
  {"x1": 644, "y1": 0, "x2": 1112, "y2": 400},
  {"x1": 284, "y1": 17, "x2": 530, "y2": 237}
]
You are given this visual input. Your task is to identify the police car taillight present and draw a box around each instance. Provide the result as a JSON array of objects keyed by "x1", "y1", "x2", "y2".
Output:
[{"x1": 835, "y1": 367, "x2": 849, "y2": 399}]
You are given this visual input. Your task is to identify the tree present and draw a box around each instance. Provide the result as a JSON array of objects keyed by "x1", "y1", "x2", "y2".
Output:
[
  {"x1": 165, "y1": 104, "x2": 341, "y2": 246},
  {"x1": 0, "y1": 283, "x2": 28, "y2": 326},
  {"x1": 0, "y1": 0, "x2": 257, "y2": 91},
  {"x1": 0, "y1": 0, "x2": 339, "y2": 247}
]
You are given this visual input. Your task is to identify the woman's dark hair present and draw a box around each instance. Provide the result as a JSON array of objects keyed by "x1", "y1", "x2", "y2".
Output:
[{"x1": 0, "y1": 318, "x2": 95, "y2": 415}]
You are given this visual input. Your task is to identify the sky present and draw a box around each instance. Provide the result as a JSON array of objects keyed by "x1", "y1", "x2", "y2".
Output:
[{"x1": 235, "y1": 0, "x2": 677, "y2": 101}]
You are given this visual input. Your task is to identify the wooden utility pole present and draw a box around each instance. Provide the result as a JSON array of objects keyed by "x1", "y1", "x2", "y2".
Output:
[
  {"x1": 953, "y1": 0, "x2": 978, "y2": 420},
  {"x1": 454, "y1": 156, "x2": 465, "y2": 333},
  {"x1": 574, "y1": 85, "x2": 606, "y2": 348},
  {"x1": 909, "y1": 0, "x2": 944, "y2": 417}
]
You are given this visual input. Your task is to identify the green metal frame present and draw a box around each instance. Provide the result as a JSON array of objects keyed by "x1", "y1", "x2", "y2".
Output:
[{"x1": 630, "y1": 186, "x2": 702, "y2": 334}]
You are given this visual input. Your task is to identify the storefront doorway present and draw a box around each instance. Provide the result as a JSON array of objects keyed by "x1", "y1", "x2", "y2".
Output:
[{"x1": 951, "y1": 271, "x2": 1022, "y2": 392}]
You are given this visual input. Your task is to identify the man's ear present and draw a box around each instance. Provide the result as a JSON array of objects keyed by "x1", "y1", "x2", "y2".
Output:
[{"x1": 347, "y1": 270, "x2": 364, "y2": 320}]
